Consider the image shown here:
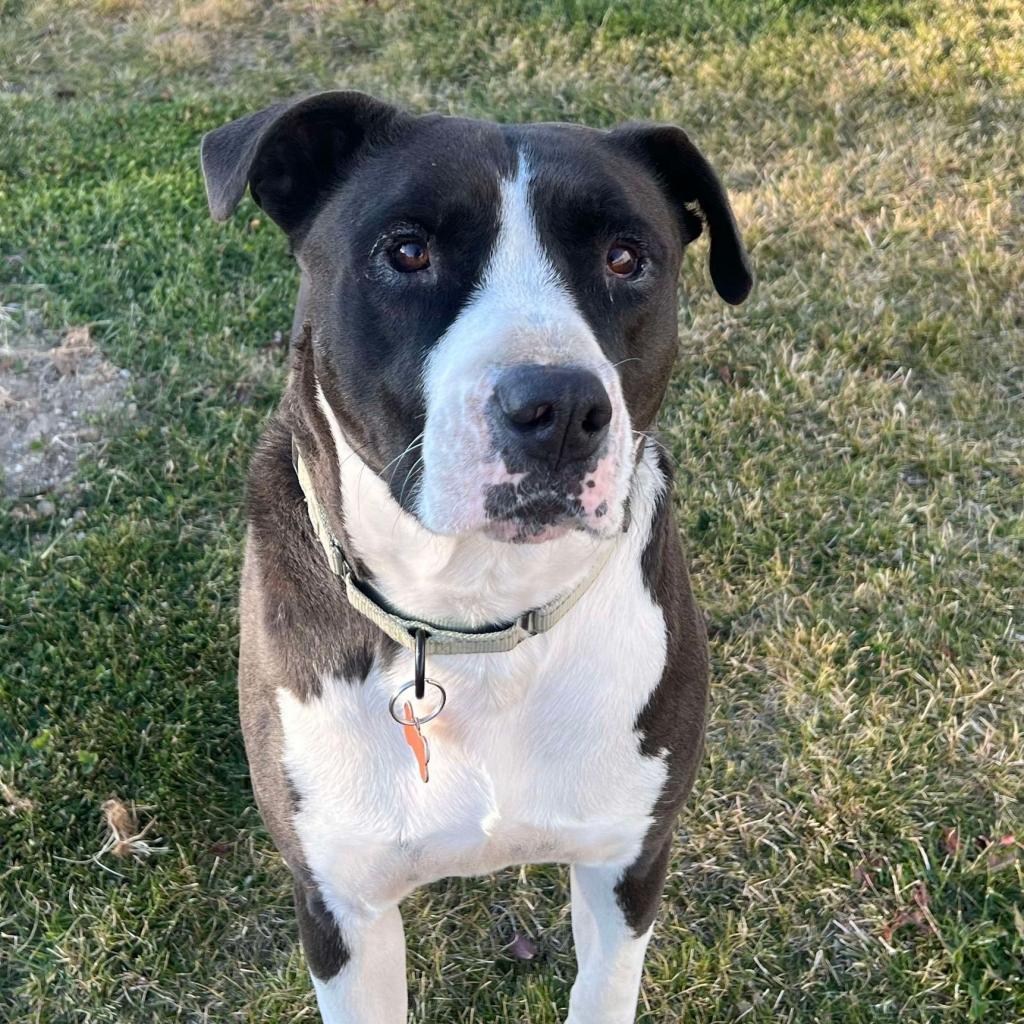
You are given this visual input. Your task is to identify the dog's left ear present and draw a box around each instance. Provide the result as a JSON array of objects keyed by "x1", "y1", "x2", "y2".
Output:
[
  {"x1": 608, "y1": 123, "x2": 753, "y2": 305},
  {"x1": 200, "y1": 91, "x2": 403, "y2": 237}
]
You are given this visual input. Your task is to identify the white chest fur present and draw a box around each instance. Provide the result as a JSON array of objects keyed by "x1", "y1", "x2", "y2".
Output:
[{"x1": 277, "y1": 446, "x2": 670, "y2": 917}]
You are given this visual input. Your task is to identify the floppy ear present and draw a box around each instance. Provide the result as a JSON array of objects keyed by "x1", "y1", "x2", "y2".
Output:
[
  {"x1": 200, "y1": 91, "x2": 401, "y2": 235},
  {"x1": 609, "y1": 123, "x2": 753, "y2": 305}
]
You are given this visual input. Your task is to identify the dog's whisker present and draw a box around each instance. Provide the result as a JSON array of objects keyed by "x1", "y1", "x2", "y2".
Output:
[
  {"x1": 397, "y1": 455, "x2": 425, "y2": 509},
  {"x1": 346, "y1": 435, "x2": 424, "y2": 517},
  {"x1": 391, "y1": 457, "x2": 426, "y2": 535},
  {"x1": 337, "y1": 432, "x2": 378, "y2": 469},
  {"x1": 632, "y1": 430, "x2": 678, "y2": 468},
  {"x1": 383, "y1": 433, "x2": 425, "y2": 486}
]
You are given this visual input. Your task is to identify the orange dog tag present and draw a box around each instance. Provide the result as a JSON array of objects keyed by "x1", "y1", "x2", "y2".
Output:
[{"x1": 401, "y1": 701, "x2": 430, "y2": 783}]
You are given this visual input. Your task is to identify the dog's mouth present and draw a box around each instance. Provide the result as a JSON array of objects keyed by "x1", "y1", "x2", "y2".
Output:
[
  {"x1": 483, "y1": 488, "x2": 581, "y2": 544},
  {"x1": 481, "y1": 475, "x2": 617, "y2": 544}
]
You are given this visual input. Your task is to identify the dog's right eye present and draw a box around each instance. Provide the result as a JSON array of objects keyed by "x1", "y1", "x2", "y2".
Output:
[{"x1": 388, "y1": 240, "x2": 431, "y2": 273}]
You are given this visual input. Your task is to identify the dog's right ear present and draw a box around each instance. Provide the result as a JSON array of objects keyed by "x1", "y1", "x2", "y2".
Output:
[{"x1": 200, "y1": 91, "x2": 402, "y2": 236}]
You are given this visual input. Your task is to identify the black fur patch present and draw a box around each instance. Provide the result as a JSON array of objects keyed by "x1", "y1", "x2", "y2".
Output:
[
  {"x1": 514, "y1": 126, "x2": 687, "y2": 437},
  {"x1": 483, "y1": 481, "x2": 584, "y2": 538},
  {"x1": 294, "y1": 879, "x2": 350, "y2": 981},
  {"x1": 615, "y1": 448, "x2": 709, "y2": 935}
]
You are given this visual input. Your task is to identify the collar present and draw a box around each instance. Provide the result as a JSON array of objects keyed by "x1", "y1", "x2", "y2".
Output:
[{"x1": 291, "y1": 437, "x2": 618, "y2": 657}]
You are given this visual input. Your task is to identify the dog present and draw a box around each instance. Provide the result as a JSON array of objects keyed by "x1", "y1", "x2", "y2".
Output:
[{"x1": 200, "y1": 91, "x2": 751, "y2": 1023}]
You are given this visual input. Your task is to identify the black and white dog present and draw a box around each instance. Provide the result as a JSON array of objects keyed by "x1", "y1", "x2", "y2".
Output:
[{"x1": 201, "y1": 91, "x2": 751, "y2": 1023}]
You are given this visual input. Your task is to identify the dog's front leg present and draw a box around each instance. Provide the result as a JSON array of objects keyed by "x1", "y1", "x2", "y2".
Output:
[
  {"x1": 566, "y1": 839, "x2": 672, "y2": 1024},
  {"x1": 294, "y1": 880, "x2": 408, "y2": 1024}
]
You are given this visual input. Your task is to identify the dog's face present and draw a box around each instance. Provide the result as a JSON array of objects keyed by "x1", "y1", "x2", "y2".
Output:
[{"x1": 202, "y1": 93, "x2": 750, "y2": 542}]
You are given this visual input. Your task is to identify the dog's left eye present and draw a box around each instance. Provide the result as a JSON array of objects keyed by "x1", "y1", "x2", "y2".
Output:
[
  {"x1": 606, "y1": 243, "x2": 640, "y2": 278},
  {"x1": 388, "y1": 240, "x2": 431, "y2": 273}
]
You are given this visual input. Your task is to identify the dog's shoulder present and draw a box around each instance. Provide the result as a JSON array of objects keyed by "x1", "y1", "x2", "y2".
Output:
[{"x1": 240, "y1": 412, "x2": 397, "y2": 703}]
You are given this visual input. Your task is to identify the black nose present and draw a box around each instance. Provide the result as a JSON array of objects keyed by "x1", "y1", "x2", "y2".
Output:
[{"x1": 493, "y1": 364, "x2": 613, "y2": 468}]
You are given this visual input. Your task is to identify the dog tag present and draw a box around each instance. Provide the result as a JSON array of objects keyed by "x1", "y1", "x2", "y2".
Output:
[{"x1": 400, "y1": 701, "x2": 430, "y2": 783}]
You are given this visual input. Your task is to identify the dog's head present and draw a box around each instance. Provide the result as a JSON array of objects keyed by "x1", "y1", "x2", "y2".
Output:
[{"x1": 202, "y1": 92, "x2": 751, "y2": 543}]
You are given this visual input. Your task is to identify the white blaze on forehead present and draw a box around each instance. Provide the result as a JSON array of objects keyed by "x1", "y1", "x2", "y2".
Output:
[
  {"x1": 417, "y1": 152, "x2": 635, "y2": 536},
  {"x1": 427, "y1": 152, "x2": 603, "y2": 380},
  {"x1": 465, "y1": 154, "x2": 570, "y2": 340}
]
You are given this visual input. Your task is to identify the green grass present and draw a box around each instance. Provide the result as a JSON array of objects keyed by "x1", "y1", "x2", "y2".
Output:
[{"x1": 1, "y1": 0, "x2": 1022, "y2": 1020}]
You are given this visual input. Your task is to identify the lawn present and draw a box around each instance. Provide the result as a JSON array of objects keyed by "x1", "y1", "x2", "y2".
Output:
[{"x1": 1, "y1": 1, "x2": 1022, "y2": 1021}]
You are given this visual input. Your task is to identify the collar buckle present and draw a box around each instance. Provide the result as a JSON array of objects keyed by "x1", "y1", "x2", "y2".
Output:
[{"x1": 519, "y1": 609, "x2": 539, "y2": 636}]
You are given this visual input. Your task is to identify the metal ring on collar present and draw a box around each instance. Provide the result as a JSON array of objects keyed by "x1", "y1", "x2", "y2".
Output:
[{"x1": 388, "y1": 680, "x2": 447, "y2": 726}]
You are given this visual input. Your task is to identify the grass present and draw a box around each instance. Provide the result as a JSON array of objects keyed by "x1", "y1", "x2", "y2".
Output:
[{"x1": 1, "y1": 0, "x2": 1022, "y2": 1020}]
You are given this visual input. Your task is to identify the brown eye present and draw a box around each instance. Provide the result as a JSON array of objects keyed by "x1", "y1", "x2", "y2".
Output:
[
  {"x1": 389, "y1": 239, "x2": 430, "y2": 272},
  {"x1": 606, "y1": 243, "x2": 640, "y2": 278}
]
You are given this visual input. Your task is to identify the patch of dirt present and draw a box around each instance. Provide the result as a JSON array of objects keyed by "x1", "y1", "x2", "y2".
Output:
[{"x1": 0, "y1": 313, "x2": 133, "y2": 498}]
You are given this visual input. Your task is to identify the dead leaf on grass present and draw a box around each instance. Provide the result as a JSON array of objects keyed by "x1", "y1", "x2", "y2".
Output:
[
  {"x1": 852, "y1": 860, "x2": 877, "y2": 890},
  {"x1": 1, "y1": 779, "x2": 34, "y2": 813},
  {"x1": 505, "y1": 932, "x2": 538, "y2": 960},
  {"x1": 942, "y1": 826, "x2": 961, "y2": 857},
  {"x1": 99, "y1": 797, "x2": 167, "y2": 861},
  {"x1": 491, "y1": 902, "x2": 541, "y2": 962},
  {"x1": 881, "y1": 909, "x2": 928, "y2": 944},
  {"x1": 986, "y1": 835, "x2": 1018, "y2": 871}
]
